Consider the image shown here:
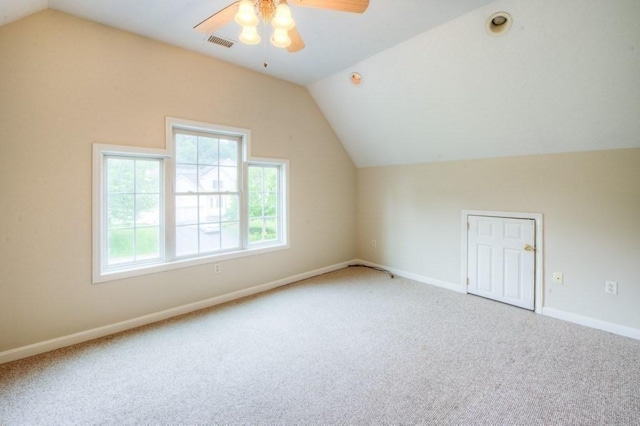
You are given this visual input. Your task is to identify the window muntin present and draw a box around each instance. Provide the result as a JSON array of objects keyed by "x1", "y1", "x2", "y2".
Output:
[{"x1": 104, "y1": 156, "x2": 163, "y2": 269}]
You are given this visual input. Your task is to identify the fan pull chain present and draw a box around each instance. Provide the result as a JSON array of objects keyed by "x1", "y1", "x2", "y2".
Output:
[{"x1": 262, "y1": 21, "x2": 269, "y2": 68}]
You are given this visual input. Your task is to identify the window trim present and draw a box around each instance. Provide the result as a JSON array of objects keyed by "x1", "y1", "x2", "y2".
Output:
[{"x1": 92, "y1": 118, "x2": 289, "y2": 284}]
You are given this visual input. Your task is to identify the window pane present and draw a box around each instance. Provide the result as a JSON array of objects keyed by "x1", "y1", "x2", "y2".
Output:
[
  {"x1": 219, "y1": 166, "x2": 238, "y2": 192},
  {"x1": 263, "y1": 167, "x2": 278, "y2": 192},
  {"x1": 136, "y1": 194, "x2": 160, "y2": 226},
  {"x1": 108, "y1": 194, "x2": 134, "y2": 229},
  {"x1": 200, "y1": 195, "x2": 220, "y2": 224},
  {"x1": 221, "y1": 194, "x2": 239, "y2": 221},
  {"x1": 198, "y1": 166, "x2": 217, "y2": 192},
  {"x1": 107, "y1": 159, "x2": 134, "y2": 193},
  {"x1": 248, "y1": 192, "x2": 262, "y2": 218},
  {"x1": 176, "y1": 195, "x2": 198, "y2": 226},
  {"x1": 200, "y1": 226, "x2": 220, "y2": 252},
  {"x1": 248, "y1": 167, "x2": 263, "y2": 192},
  {"x1": 198, "y1": 137, "x2": 218, "y2": 165},
  {"x1": 249, "y1": 218, "x2": 263, "y2": 242},
  {"x1": 176, "y1": 164, "x2": 198, "y2": 193},
  {"x1": 264, "y1": 192, "x2": 277, "y2": 216},
  {"x1": 221, "y1": 222, "x2": 240, "y2": 250},
  {"x1": 108, "y1": 228, "x2": 134, "y2": 265},
  {"x1": 219, "y1": 139, "x2": 238, "y2": 166},
  {"x1": 136, "y1": 160, "x2": 160, "y2": 193},
  {"x1": 136, "y1": 227, "x2": 160, "y2": 259},
  {"x1": 176, "y1": 133, "x2": 197, "y2": 164},
  {"x1": 176, "y1": 225, "x2": 199, "y2": 257},
  {"x1": 264, "y1": 217, "x2": 277, "y2": 241}
]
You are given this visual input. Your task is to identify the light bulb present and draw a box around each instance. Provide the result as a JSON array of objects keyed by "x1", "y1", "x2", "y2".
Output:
[
  {"x1": 240, "y1": 25, "x2": 261, "y2": 45},
  {"x1": 272, "y1": 3, "x2": 295, "y2": 30},
  {"x1": 270, "y1": 27, "x2": 291, "y2": 48},
  {"x1": 235, "y1": 0, "x2": 258, "y2": 27}
]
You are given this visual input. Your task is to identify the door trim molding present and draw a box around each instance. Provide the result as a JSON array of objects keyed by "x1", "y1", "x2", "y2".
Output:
[{"x1": 461, "y1": 210, "x2": 544, "y2": 313}]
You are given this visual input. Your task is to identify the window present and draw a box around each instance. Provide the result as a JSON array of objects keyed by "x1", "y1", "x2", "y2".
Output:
[
  {"x1": 105, "y1": 156, "x2": 163, "y2": 267},
  {"x1": 92, "y1": 118, "x2": 288, "y2": 283},
  {"x1": 174, "y1": 129, "x2": 241, "y2": 257},
  {"x1": 248, "y1": 164, "x2": 280, "y2": 244}
]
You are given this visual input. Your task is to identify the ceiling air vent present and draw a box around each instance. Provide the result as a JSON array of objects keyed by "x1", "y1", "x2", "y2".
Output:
[{"x1": 207, "y1": 35, "x2": 234, "y2": 48}]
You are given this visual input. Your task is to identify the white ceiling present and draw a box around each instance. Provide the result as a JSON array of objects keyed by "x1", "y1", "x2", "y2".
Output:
[
  {"x1": 3, "y1": 0, "x2": 639, "y2": 167},
  {"x1": 1, "y1": 0, "x2": 496, "y2": 86},
  {"x1": 309, "y1": 0, "x2": 640, "y2": 167}
]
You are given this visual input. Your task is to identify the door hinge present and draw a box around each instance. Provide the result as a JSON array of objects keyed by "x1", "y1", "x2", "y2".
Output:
[{"x1": 466, "y1": 277, "x2": 470, "y2": 285}]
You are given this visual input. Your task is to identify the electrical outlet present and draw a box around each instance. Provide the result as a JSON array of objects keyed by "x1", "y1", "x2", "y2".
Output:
[
  {"x1": 214, "y1": 264, "x2": 221, "y2": 274},
  {"x1": 605, "y1": 281, "x2": 618, "y2": 295},
  {"x1": 371, "y1": 240, "x2": 377, "y2": 248},
  {"x1": 553, "y1": 272, "x2": 563, "y2": 284}
]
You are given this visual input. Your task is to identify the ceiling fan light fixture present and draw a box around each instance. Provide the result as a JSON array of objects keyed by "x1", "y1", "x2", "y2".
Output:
[
  {"x1": 271, "y1": 27, "x2": 292, "y2": 48},
  {"x1": 240, "y1": 25, "x2": 261, "y2": 45},
  {"x1": 235, "y1": 0, "x2": 259, "y2": 27},
  {"x1": 272, "y1": 2, "x2": 295, "y2": 30}
]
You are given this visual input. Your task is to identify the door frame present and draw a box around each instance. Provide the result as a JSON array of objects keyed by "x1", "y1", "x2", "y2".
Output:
[{"x1": 461, "y1": 210, "x2": 544, "y2": 314}]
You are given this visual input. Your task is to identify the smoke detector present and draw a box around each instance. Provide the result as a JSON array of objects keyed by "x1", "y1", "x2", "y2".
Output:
[{"x1": 349, "y1": 72, "x2": 363, "y2": 87}]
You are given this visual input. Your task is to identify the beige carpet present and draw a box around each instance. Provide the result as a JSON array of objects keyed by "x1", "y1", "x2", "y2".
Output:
[{"x1": 1, "y1": 266, "x2": 639, "y2": 424}]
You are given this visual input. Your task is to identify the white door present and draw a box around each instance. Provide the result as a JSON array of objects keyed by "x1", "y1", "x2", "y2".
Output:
[{"x1": 467, "y1": 215, "x2": 535, "y2": 310}]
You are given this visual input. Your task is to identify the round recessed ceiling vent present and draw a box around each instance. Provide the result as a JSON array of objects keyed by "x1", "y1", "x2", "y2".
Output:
[
  {"x1": 349, "y1": 72, "x2": 363, "y2": 87},
  {"x1": 486, "y1": 12, "x2": 512, "y2": 36}
]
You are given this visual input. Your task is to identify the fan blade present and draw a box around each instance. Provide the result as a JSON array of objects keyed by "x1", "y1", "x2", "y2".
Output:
[
  {"x1": 289, "y1": 0, "x2": 369, "y2": 13},
  {"x1": 287, "y1": 26, "x2": 305, "y2": 52},
  {"x1": 194, "y1": 1, "x2": 240, "y2": 33}
]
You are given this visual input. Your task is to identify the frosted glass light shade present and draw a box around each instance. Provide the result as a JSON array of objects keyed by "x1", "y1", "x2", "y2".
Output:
[
  {"x1": 240, "y1": 25, "x2": 261, "y2": 45},
  {"x1": 272, "y1": 3, "x2": 295, "y2": 30},
  {"x1": 235, "y1": 0, "x2": 258, "y2": 27},
  {"x1": 270, "y1": 27, "x2": 291, "y2": 48}
]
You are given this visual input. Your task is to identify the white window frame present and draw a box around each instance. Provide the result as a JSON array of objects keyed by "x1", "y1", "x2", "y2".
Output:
[{"x1": 92, "y1": 117, "x2": 289, "y2": 284}]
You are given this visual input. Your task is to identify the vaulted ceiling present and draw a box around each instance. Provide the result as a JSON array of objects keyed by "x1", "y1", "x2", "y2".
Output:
[
  {"x1": 2, "y1": 0, "x2": 639, "y2": 167},
  {"x1": 0, "y1": 0, "x2": 496, "y2": 85}
]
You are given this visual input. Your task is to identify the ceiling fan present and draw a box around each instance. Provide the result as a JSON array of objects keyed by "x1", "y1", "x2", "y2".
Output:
[{"x1": 194, "y1": 0, "x2": 370, "y2": 53}]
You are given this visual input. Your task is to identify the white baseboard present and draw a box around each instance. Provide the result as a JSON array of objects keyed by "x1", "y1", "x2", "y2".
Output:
[
  {"x1": 542, "y1": 307, "x2": 640, "y2": 340},
  {"x1": 353, "y1": 259, "x2": 640, "y2": 341},
  {"x1": 4, "y1": 261, "x2": 637, "y2": 365},
  {"x1": 0, "y1": 261, "x2": 354, "y2": 365},
  {"x1": 351, "y1": 259, "x2": 465, "y2": 293}
]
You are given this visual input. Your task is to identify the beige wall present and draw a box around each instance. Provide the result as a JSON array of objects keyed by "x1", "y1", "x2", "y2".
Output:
[
  {"x1": 0, "y1": 10, "x2": 356, "y2": 352},
  {"x1": 357, "y1": 149, "x2": 640, "y2": 329},
  {"x1": 1, "y1": 8, "x2": 638, "y2": 356}
]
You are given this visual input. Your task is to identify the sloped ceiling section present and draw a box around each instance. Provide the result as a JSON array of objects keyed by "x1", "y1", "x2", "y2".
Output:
[
  {"x1": 308, "y1": 0, "x2": 640, "y2": 168},
  {"x1": 0, "y1": 0, "x2": 497, "y2": 86}
]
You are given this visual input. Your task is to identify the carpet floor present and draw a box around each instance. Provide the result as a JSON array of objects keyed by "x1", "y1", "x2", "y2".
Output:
[{"x1": 1, "y1": 266, "x2": 639, "y2": 424}]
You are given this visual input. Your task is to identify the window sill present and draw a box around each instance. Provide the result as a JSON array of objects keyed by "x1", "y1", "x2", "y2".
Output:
[{"x1": 93, "y1": 242, "x2": 289, "y2": 284}]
